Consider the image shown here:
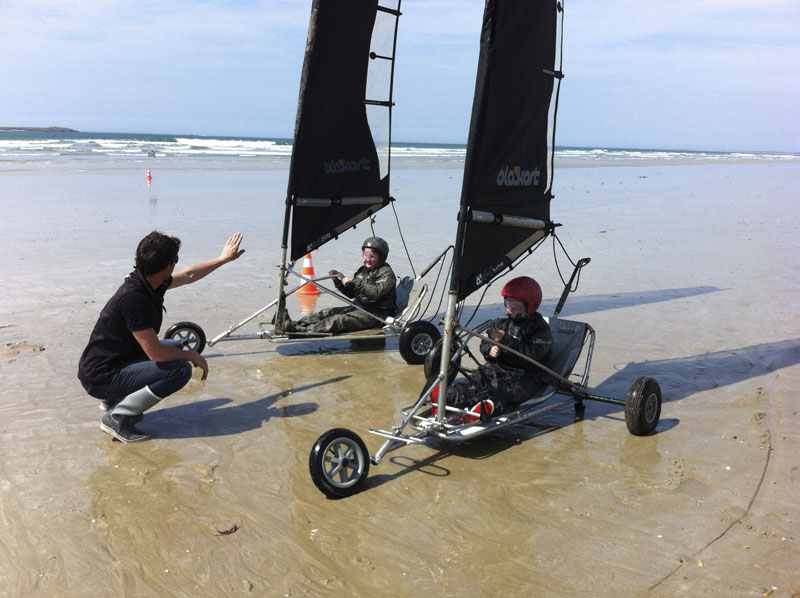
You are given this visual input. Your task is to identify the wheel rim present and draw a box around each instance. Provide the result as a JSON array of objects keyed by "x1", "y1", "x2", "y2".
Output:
[
  {"x1": 323, "y1": 437, "x2": 365, "y2": 488},
  {"x1": 644, "y1": 392, "x2": 659, "y2": 423},
  {"x1": 411, "y1": 333, "x2": 433, "y2": 356},
  {"x1": 174, "y1": 329, "x2": 198, "y2": 350}
]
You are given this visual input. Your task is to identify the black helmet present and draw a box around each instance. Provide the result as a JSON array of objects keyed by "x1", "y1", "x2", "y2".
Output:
[{"x1": 362, "y1": 236, "x2": 389, "y2": 261}]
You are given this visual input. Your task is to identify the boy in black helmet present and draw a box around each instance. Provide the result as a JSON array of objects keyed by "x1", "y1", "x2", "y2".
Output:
[
  {"x1": 282, "y1": 237, "x2": 397, "y2": 335},
  {"x1": 431, "y1": 276, "x2": 553, "y2": 423}
]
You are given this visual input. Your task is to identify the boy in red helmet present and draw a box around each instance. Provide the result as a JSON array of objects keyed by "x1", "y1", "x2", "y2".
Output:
[{"x1": 436, "y1": 276, "x2": 553, "y2": 423}]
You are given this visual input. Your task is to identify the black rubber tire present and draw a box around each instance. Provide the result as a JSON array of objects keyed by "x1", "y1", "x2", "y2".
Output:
[
  {"x1": 423, "y1": 338, "x2": 461, "y2": 384},
  {"x1": 164, "y1": 321, "x2": 206, "y2": 353},
  {"x1": 398, "y1": 321, "x2": 441, "y2": 365},
  {"x1": 309, "y1": 428, "x2": 370, "y2": 498},
  {"x1": 625, "y1": 376, "x2": 662, "y2": 436}
]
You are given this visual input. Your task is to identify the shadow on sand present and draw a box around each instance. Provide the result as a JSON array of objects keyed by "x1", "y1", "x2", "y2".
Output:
[
  {"x1": 550, "y1": 285, "x2": 724, "y2": 318},
  {"x1": 462, "y1": 284, "x2": 724, "y2": 324},
  {"x1": 143, "y1": 376, "x2": 350, "y2": 439},
  {"x1": 594, "y1": 337, "x2": 800, "y2": 402}
]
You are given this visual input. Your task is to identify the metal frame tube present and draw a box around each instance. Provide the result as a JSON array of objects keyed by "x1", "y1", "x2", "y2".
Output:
[
  {"x1": 208, "y1": 299, "x2": 279, "y2": 346},
  {"x1": 436, "y1": 295, "x2": 460, "y2": 423},
  {"x1": 275, "y1": 194, "x2": 293, "y2": 328},
  {"x1": 435, "y1": 396, "x2": 578, "y2": 440},
  {"x1": 434, "y1": 203, "x2": 471, "y2": 423},
  {"x1": 552, "y1": 257, "x2": 590, "y2": 320},
  {"x1": 371, "y1": 372, "x2": 441, "y2": 465},
  {"x1": 416, "y1": 245, "x2": 453, "y2": 280}
]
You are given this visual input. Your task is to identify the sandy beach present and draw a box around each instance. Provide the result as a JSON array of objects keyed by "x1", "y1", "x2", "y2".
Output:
[{"x1": 1, "y1": 157, "x2": 798, "y2": 597}]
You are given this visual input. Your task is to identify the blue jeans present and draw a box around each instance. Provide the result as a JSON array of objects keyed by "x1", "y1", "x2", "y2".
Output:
[{"x1": 82, "y1": 341, "x2": 192, "y2": 404}]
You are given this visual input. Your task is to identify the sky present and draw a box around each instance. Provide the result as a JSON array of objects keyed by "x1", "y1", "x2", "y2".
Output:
[{"x1": 1, "y1": 0, "x2": 798, "y2": 152}]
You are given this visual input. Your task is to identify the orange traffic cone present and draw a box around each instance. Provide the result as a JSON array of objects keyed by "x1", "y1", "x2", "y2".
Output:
[
  {"x1": 296, "y1": 253, "x2": 321, "y2": 296},
  {"x1": 298, "y1": 293, "x2": 318, "y2": 316}
]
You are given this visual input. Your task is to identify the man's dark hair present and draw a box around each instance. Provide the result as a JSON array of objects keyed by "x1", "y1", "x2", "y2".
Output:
[{"x1": 135, "y1": 231, "x2": 181, "y2": 275}]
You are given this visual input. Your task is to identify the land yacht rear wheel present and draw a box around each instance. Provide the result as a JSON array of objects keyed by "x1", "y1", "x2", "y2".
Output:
[
  {"x1": 309, "y1": 428, "x2": 370, "y2": 498},
  {"x1": 164, "y1": 321, "x2": 206, "y2": 353},
  {"x1": 625, "y1": 376, "x2": 662, "y2": 435}
]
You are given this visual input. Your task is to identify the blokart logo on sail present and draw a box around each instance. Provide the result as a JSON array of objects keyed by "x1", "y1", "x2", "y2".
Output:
[
  {"x1": 496, "y1": 165, "x2": 541, "y2": 187},
  {"x1": 475, "y1": 261, "x2": 507, "y2": 287},
  {"x1": 324, "y1": 157, "x2": 371, "y2": 175}
]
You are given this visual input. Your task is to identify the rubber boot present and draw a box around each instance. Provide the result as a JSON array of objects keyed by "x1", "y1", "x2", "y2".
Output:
[
  {"x1": 100, "y1": 386, "x2": 162, "y2": 443},
  {"x1": 461, "y1": 399, "x2": 495, "y2": 424},
  {"x1": 272, "y1": 306, "x2": 296, "y2": 334}
]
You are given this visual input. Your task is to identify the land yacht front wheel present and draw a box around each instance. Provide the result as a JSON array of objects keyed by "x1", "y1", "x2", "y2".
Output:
[
  {"x1": 625, "y1": 376, "x2": 662, "y2": 435},
  {"x1": 398, "y1": 321, "x2": 441, "y2": 365},
  {"x1": 164, "y1": 321, "x2": 206, "y2": 353},
  {"x1": 309, "y1": 428, "x2": 370, "y2": 498}
]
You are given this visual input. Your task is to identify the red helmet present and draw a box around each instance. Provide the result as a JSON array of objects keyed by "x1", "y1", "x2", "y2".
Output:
[{"x1": 501, "y1": 276, "x2": 542, "y2": 313}]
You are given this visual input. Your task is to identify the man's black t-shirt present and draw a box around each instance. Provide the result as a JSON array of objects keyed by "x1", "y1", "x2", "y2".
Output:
[{"x1": 78, "y1": 269, "x2": 171, "y2": 384}]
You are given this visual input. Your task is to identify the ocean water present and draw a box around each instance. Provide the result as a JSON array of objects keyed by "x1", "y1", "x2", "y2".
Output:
[{"x1": 1, "y1": 130, "x2": 797, "y2": 170}]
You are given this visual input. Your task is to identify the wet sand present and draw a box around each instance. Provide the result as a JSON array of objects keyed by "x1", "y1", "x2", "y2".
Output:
[{"x1": 1, "y1": 159, "x2": 798, "y2": 597}]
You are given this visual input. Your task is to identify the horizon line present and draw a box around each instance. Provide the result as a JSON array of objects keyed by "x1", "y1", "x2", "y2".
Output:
[{"x1": 1, "y1": 126, "x2": 797, "y2": 156}]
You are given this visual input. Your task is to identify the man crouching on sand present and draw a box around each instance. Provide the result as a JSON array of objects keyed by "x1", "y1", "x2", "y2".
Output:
[{"x1": 78, "y1": 231, "x2": 245, "y2": 443}]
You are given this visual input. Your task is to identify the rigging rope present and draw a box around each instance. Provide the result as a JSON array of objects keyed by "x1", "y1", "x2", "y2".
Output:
[
  {"x1": 366, "y1": 201, "x2": 417, "y2": 278},
  {"x1": 390, "y1": 201, "x2": 417, "y2": 278},
  {"x1": 421, "y1": 248, "x2": 453, "y2": 323},
  {"x1": 551, "y1": 230, "x2": 583, "y2": 292}
]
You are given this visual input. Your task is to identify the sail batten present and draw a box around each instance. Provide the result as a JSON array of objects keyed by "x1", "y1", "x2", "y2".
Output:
[
  {"x1": 295, "y1": 197, "x2": 386, "y2": 207},
  {"x1": 469, "y1": 211, "x2": 548, "y2": 230}
]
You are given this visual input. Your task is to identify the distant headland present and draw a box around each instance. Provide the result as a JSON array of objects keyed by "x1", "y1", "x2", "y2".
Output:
[{"x1": 0, "y1": 126, "x2": 78, "y2": 132}]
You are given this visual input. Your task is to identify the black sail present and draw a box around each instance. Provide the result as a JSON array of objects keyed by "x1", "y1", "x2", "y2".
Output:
[
  {"x1": 455, "y1": 0, "x2": 561, "y2": 301},
  {"x1": 286, "y1": 0, "x2": 399, "y2": 262}
]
